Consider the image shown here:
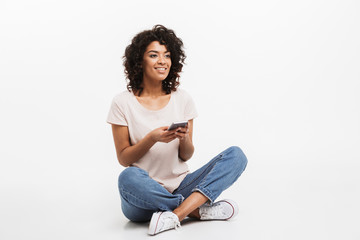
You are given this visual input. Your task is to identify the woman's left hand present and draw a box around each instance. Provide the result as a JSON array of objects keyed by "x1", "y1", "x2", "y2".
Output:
[{"x1": 174, "y1": 125, "x2": 189, "y2": 141}]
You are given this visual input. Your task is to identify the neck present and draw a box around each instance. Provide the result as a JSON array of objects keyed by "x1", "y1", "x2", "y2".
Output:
[{"x1": 139, "y1": 78, "x2": 165, "y2": 97}]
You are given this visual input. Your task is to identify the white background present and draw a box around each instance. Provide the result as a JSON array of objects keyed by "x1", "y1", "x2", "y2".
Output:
[{"x1": 1, "y1": 0, "x2": 359, "y2": 239}]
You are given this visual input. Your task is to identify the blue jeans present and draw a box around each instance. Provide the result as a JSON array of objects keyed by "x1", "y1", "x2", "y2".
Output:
[{"x1": 117, "y1": 146, "x2": 248, "y2": 222}]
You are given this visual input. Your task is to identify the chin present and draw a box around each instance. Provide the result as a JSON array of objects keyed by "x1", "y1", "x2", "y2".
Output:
[{"x1": 158, "y1": 75, "x2": 169, "y2": 81}]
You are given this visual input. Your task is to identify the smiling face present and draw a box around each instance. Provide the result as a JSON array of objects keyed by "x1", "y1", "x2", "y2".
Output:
[{"x1": 142, "y1": 41, "x2": 171, "y2": 84}]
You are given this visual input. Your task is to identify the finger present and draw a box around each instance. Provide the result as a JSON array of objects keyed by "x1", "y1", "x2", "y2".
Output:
[
  {"x1": 164, "y1": 130, "x2": 177, "y2": 136},
  {"x1": 175, "y1": 132, "x2": 186, "y2": 139},
  {"x1": 167, "y1": 128, "x2": 178, "y2": 133},
  {"x1": 166, "y1": 137, "x2": 177, "y2": 143},
  {"x1": 179, "y1": 129, "x2": 189, "y2": 134},
  {"x1": 159, "y1": 127, "x2": 169, "y2": 132},
  {"x1": 176, "y1": 130, "x2": 188, "y2": 136},
  {"x1": 164, "y1": 135, "x2": 177, "y2": 142},
  {"x1": 176, "y1": 127, "x2": 187, "y2": 133},
  {"x1": 162, "y1": 135, "x2": 172, "y2": 141}
]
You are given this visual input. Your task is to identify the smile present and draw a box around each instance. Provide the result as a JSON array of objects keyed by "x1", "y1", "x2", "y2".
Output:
[{"x1": 155, "y1": 67, "x2": 167, "y2": 70}]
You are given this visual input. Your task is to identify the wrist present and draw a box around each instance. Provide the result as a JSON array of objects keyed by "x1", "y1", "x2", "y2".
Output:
[
  {"x1": 179, "y1": 134, "x2": 190, "y2": 143},
  {"x1": 146, "y1": 132, "x2": 158, "y2": 145}
]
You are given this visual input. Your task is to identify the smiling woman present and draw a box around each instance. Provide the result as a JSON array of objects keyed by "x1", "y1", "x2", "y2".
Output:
[
  {"x1": 123, "y1": 25, "x2": 185, "y2": 97},
  {"x1": 142, "y1": 41, "x2": 172, "y2": 88},
  {"x1": 107, "y1": 25, "x2": 248, "y2": 236}
]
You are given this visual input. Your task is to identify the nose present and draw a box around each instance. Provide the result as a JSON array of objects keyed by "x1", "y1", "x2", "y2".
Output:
[{"x1": 157, "y1": 56, "x2": 166, "y2": 64}]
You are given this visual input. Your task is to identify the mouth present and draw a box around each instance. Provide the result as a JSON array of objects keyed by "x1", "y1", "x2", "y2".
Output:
[
  {"x1": 155, "y1": 67, "x2": 167, "y2": 71},
  {"x1": 154, "y1": 67, "x2": 168, "y2": 74}
]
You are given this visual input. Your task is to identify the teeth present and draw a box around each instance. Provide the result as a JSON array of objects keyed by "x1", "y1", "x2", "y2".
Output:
[{"x1": 156, "y1": 68, "x2": 166, "y2": 70}]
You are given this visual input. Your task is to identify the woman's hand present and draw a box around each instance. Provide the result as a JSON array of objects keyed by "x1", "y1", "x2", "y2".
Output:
[
  {"x1": 149, "y1": 126, "x2": 178, "y2": 143},
  {"x1": 174, "y1": 125, "x2": 189, "y2": 141}
]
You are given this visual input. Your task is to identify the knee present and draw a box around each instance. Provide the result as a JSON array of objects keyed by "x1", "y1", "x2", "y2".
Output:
[
  {"x1": 118, "y1": 167, "x2": 146, "y2": 190},
  {"x1": 120, "y1": 196, "x2": 153, "y2": 222},
  {"x1": 227, "y1": 146, "x2": 248, "y2": 172}
]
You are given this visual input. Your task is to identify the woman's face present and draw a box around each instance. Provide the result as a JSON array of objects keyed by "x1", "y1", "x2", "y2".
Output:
[{"x1": 142, "y1": 41, "x2": 171, "y2": 83}]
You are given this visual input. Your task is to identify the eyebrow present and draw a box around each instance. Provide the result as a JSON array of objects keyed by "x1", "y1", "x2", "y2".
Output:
[{"x1": 147, "y1": 50, "x2": 170, "y2": 54}]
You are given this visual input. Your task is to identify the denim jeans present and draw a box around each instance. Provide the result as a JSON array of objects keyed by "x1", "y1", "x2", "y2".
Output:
[{"x1": 117, "y1": 146, "x2": 248, "y2": 222}]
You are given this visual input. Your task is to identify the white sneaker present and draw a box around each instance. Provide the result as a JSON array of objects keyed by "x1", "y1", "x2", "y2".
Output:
[
  {"x1": 199, "y1": 199, "x2": 239, "y2": 220},
  {"x1": 148, "y1": 211, "x2": 181, "y2": 236}
]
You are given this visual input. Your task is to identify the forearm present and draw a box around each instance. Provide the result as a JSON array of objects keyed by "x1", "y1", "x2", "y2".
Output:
[
  {"x1": 118, "y1": 133, "x2": 156, "y2": 167},
  {"x1": 179, "y1": 136, "x2": 194, "y2": 161}
]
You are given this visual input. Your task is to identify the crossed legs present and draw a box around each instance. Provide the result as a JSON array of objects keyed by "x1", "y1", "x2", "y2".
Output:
[
  {"x1": 173, "y1": 192, "x2": 207, "y2": 221},
  {"x1": 118, "y1": 146, "x2": 248, "y2": 222}
]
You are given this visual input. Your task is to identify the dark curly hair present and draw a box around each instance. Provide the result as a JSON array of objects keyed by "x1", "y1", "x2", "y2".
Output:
[{"x1": 123, "y1": 25, "x2": 186, "y2": 96}]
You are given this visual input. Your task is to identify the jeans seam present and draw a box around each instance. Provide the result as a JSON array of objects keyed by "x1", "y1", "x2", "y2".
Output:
[
  {"x1": 176, "y1": 154, "x2": 223, "y2": 192},
  {"x1": 192, "y1": 160, "x2": 219, "y2": 203}
]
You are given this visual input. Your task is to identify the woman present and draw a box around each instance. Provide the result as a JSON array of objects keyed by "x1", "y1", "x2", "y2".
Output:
[{"x1": 107, "y1": 25, "x2": 248, "y2": 235}]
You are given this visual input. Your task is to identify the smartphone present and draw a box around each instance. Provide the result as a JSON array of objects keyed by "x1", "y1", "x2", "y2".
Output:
[{"x1": 167, "y1": 121, "x2": 188, "y2": 131}]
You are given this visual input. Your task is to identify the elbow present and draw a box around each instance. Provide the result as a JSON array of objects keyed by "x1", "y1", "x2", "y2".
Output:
[
  {"x1": 180, "y1": 156, "x2": 191, "y2": 162},
  {"x1": 117, "y1": 152, "x2": 131, "y2": 167},
  {"x1": 118, "y1": 159, "x2": 130, "y2": 167},
  {"x1": 116, "y1": 146, "x2": 134, "y2": 167}
]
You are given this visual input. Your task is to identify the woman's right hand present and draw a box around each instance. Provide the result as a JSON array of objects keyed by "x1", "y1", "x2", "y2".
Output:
[{"x1": 149, "y1": 126, "x2": 178, "y2": 143}]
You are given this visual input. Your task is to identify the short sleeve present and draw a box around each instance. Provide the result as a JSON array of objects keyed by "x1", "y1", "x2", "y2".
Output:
[
  {"x1": 183, "y1": 91, "x2": 198, "y2": 121},
  {"x1": 106, "y1": 95, "x2": 128, "y2": 126}
]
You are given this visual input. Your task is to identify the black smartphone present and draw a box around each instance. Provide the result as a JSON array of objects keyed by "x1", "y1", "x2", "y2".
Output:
[{"x1": 167, "y1": 121, "x2": 188, "y2": 131}]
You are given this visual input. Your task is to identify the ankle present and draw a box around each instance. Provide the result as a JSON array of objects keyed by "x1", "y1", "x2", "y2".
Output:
[
  {"x1": 172, "y1": 210, "x2": 185, "y2": 222},
  {"x1": 188, "y1": 208, "x2": 201, "y2": 219}
]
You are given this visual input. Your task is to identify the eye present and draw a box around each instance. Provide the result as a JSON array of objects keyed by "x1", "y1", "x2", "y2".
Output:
[
  {"x1": 149, "y1": 54, "x2": 157, "y2": 58},
  {"x1": 165, "y1": 54, "x2": 171, "y2": 58}
]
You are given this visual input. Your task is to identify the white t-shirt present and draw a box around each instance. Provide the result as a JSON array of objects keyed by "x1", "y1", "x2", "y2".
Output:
[{"x1": 107, "y1": 88, "x2": 198, "y2": 193}]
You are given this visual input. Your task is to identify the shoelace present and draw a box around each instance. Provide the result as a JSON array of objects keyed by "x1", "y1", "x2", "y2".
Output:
[
  {"x1": 174, "y1": 220, "x2": 181, "y2": 231},
  {"x1": 201, "y1": 203, "x2": 225, "y2": 219}
]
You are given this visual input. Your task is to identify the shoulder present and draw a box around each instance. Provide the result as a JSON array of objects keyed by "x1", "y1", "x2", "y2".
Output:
[
  {"x1": 172, "y1": 88, "x2": 192, "y2": 99},
  {"x1": 110, "y1": 90, "x2": 134, "y2": 113},
  {"x1": 112, "y1": 90, "x2": 133, "y2": 104}
]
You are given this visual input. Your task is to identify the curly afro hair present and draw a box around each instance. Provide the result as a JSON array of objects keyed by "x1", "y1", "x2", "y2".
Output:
[{"x1": 123, "y1": 25, "x2": 186, "y2": 96}]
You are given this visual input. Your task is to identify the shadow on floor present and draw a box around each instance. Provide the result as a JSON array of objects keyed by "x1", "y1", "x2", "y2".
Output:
[
  {"x1": 123, "y1": 217, "x2": 202, "y2": 231},
  {"x1": 123, "y1": 220, "x2": 149, "y2": 231}
]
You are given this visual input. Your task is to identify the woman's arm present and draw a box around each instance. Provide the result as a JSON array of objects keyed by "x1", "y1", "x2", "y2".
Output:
[
  {"x1": 111, "y1": 124, "x2": 155, "y2": 167},
  {"x1": 177, "y1": 119, "x2": 195, "y2": 161},
  {"x1": 111, "y1": 124, "x2": 179, "y2": 167}
]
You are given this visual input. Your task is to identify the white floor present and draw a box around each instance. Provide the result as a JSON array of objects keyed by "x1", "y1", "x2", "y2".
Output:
[
  {"x1": 1, "y1": 159, "x2": 359, "y2": 240},
  {"x1": 2, "y1": 0, "x2": 360, "y2": 239}
]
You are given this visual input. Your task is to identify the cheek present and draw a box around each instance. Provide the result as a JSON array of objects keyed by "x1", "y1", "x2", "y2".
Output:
[{"x1": 143, "y1": 60, "x2": 154, "y2": 70}]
